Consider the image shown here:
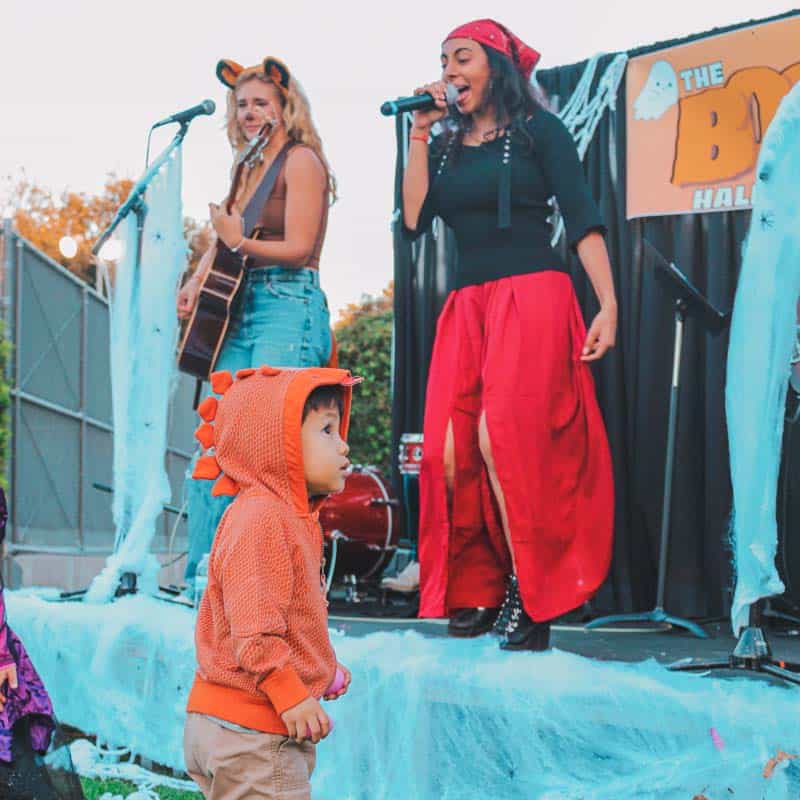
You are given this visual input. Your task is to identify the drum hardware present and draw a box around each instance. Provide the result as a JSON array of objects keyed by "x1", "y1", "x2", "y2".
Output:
[
  {"x1": 320, "y1": 465, "x2": 400, "y2": 582},
  {"x1": 322, "y1": 532, "x2": 395, "y2": 594},
  {"x1": 343, "y1": 574, "x2": 362, "y2": 604},
  {"x1": 398, "y1": 433, "x2": 424, "y2": 475},
  {"x1": 324, "y1": 530, "x2": 349, "y2": 593},
  {"x1": 396, "y1": 433, "x2": 422, "y2": 562}
]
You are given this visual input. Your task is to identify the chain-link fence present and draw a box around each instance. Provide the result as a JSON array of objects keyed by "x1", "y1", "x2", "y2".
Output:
[{"x1": 0, "y1": 220, "x2": 196, "y2": 574}]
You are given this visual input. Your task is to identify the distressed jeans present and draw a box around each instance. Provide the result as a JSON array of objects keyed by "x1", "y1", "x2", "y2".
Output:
[{"x1": 183, "y1": 267, "x2": 332, "y2": 590}]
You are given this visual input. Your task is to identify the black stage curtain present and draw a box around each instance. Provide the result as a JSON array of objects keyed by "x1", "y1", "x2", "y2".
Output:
[{"x1": 391, "y1": 10, "x2": 800, "y2": 621}]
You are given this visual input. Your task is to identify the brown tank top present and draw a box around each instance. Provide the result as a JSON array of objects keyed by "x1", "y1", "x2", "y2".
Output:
[{"x1": 235, "y1": 144, "x2": 328, "y2": 271}]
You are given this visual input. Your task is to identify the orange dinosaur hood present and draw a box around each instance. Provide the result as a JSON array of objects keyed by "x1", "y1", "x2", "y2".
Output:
[{"x1": 192, "y1": 365, "x2": 360, "y2": 515}]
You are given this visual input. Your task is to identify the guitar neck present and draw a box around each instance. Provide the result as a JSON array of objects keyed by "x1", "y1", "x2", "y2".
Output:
[
  {"x1": 226, "y1": 124, "x2": 272, "y2": 215},
  {"x1": 226, "y1": 163, "x2": 247, "y2": 216}
]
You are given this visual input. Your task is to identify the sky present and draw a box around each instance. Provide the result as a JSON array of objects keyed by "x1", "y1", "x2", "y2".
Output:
[{"x1": 1, "y1": 0, "x2": 796, "y2": 319}]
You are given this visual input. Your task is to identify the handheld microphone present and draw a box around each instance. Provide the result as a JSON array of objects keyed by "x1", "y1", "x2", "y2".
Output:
[
  {"x1": 380, "y1": 84, "x2": 459, "y2": 116},
  {"x1": 152, "y1": 100, "x2": 216, "y2": 129}
]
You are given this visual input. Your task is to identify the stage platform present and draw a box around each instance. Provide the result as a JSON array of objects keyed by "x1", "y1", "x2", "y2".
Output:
[{"x1": 7, "y1": 589, "x2": 800, "y2": 799}]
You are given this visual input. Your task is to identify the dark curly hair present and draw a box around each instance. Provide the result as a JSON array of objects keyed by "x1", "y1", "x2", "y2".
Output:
[{"x1": 435, "y1": 46, "x2": 548, "y2": 163}]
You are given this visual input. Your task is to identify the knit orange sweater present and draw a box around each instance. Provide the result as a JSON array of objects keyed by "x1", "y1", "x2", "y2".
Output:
[{"x1": 187, "y1": 366, "x2": 356, "y2": 735}]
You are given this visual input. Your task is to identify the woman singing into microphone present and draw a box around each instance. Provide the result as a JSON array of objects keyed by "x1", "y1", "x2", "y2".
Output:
[
  {"x1": 403, "y1": 19, "x2": 616, "y2": 651},
  {"x1": 176, "y1": 56, "x2": 336, "y2": 597}
]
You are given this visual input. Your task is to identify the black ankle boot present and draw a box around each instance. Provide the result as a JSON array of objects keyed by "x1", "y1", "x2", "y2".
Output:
[
  {"x1": 498, "y1": 582, "x2": 551, "y2": 652},
  {"x1": 500, "y1": 616, "x2": 551, "y2": 651},
  {"x1": 447, "y1": 607, "x2": 501, "y2": 638},
  {"x1": 492, "y1": 574, "x2": 519, "y2": 635}
]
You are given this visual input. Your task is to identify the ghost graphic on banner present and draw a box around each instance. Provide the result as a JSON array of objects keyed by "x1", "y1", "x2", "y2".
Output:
[{"x1": 634, "y1": 60, "x2": 679, "y2": 120}]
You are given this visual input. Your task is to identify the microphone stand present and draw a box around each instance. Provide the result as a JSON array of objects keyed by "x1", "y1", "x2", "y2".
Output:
[
  {"x1": 586, "y1": 240, "x2": 729, "y2": 639},
  {"x1": 669, "y1": 286, "x2": 800, "y2": 686},
  {"x1": 88, "y1": 121, "x2": 191, "y2": 600},
  {"x1": 669, "y1": 603, "x2": 800, "y2": 685},
  {"x1": 93, "y1": 122, "x2": 189, "y2": 261}
]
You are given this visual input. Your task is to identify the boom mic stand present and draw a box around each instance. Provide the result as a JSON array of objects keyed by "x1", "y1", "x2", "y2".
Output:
[
  {"x1": 586, "y1": 240, "x2": 729, "y2": 639},
  {"x1": 84, "y1": 119, "x2": 195, "y2": 601},
  {"x1": 670, "y1": 603, "x2": 800, "y2": 685},
  {"x1": 670, "y1": 314, "x2": 800, "y2": 684}
]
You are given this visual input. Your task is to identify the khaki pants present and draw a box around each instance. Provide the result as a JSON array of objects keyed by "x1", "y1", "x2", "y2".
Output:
[{"x1": 184, "y1": 713, "x2": 316, "y2": 799}]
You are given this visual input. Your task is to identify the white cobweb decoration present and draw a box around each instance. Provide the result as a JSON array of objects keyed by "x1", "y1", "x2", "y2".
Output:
[{"x1": 536, "y1": 52, "x2": 629, "y2": 246}]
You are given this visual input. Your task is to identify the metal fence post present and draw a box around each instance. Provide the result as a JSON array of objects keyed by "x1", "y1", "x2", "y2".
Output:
[
  {"x1": 79, "y1": 287, "x2": 88, "y2": 551},
  {"x1": 12, "y1": 232, "x2": 22, "y2": 547},
  {"x1": 0, "y1": 221, "x2": 12, "y2": 585}
]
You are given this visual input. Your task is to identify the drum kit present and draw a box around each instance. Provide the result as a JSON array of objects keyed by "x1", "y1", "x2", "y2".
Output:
[{"x1": 319, "y1": 433, "x2": 423, "y2": 598}]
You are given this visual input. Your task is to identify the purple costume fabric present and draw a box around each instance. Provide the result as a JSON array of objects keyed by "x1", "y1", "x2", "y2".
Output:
[
  {"x1": 0, "y1": 588, "x2": 55, "y2": 761},
  {"x1": 0, "y1": 480, "x2": 54, "y2": 762}
]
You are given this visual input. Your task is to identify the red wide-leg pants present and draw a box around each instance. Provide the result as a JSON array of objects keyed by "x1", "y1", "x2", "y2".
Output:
[{"x1": 418, "y1": 271, "x2": 614, "y2": 621}]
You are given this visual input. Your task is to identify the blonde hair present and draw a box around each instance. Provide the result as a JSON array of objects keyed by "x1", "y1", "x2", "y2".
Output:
[{"x1": 225, "y1": 71, "x2": 337, "y2": 202}]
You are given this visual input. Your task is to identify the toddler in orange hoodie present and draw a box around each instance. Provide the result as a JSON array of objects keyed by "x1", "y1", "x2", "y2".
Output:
[{"x1": 183, "y1": 364, "x2": 359, "y2": 799}]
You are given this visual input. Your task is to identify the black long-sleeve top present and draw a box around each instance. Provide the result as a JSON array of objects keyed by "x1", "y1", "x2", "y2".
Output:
[{"x1": 403, "y1": 106, "x2": 606, "y2": 290}]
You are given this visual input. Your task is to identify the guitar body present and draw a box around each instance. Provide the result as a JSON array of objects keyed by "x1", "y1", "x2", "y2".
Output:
[{"x1": 177, "y1": 243, "x2": 245, "y2": 379}]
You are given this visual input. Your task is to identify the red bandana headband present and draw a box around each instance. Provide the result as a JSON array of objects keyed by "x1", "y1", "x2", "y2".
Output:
[{"x1": 444, "y1": 19, "x2": 540, "y2": 81}]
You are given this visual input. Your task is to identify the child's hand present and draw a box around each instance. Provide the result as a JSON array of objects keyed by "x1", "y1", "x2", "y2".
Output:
[
  {"x1": 323, "y1": 663, "x2": 351, "y2": 701},
  {"x1": 281, "y1": 697, "x2": 330, "y2": 744},
  {"x1": 0, "y1": 664, "x2": 18, "y2": 708}
]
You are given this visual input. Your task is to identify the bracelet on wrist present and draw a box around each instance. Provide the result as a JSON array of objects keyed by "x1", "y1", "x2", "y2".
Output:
[
  {"x1": 230, "y1": 236, "x2": 246, "y2": 254},
  {"x1": 410, "y1": 134, "x2": 429, "y2": 144}
]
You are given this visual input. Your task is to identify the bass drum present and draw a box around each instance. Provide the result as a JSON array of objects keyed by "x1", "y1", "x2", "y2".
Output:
[{"x1": 319, "y1": 465, "x2": 399, "y2": 581}]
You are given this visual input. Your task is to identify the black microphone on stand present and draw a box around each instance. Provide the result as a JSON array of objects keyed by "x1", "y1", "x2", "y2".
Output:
[
  {"x1": 380, "y1": 84, "x2": 459, "y2": 116},
  {"x1": 152, "y1": 99, "x2": 216, "y2": 129}
]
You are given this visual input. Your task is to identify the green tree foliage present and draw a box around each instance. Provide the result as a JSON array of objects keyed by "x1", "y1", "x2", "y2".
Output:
[{"x1": 334, "y1": 285, "x2": 393, "y2": 475}]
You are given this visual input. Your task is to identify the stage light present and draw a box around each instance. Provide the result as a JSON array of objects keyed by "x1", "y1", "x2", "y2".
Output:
[
  {"x1": 59, "y1": 236, "x2": 78, "y2": 259},
  {"x1": 99, "y1": 238, "x2": 124, "y2": 262}
]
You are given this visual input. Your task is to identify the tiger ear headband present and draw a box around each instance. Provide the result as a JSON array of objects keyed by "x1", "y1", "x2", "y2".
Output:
[
  {"x1": 263, "y1": 58, "x2": 291, "y2": 95},
  {"x1": 215, "y1": 56, "x2": 291, "y2": 96}
]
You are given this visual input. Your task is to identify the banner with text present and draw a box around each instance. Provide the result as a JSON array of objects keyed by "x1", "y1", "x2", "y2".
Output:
[{"x1": 626, "y1": 14, "x2": 800, "y2": 219}]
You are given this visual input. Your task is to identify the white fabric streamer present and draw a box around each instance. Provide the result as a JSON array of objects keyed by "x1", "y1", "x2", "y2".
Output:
[
  {"x1": 71, "y1": 738, "x2": 197, "y2": 798},
  {"x1": 726, "y1": 83, "x2": 800, "y2": 634},
  {"x1": 86, "y1": 151, "x2": 186, "y2": 603}
]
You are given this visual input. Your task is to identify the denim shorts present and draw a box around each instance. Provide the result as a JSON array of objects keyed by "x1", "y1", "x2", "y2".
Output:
[
  {"x1": 183, "y1": 266, "x2": 332, "y2": 589},
  {"x1": 216, "y1": 266, "x2": 332, "y2": 372}
]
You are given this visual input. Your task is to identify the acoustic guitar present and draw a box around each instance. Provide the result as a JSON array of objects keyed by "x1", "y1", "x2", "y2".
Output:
[{"x1": 177, "y1": 123, "x2": 273, "y2": 379}]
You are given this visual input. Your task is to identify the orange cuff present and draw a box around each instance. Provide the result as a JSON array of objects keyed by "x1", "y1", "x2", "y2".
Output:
[{"x1": 259, "y1": 666, "x2": 310, "y2": 715}]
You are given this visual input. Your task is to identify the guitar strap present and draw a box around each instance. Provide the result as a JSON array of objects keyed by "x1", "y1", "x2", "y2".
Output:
[{"x1": 242, "y1": 141, "x2": 294, "y2": 238}]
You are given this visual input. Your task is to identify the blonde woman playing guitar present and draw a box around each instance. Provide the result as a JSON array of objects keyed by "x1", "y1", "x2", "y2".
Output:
[{"x1": 176, "y1": 56, "x2": 337, "y2": 597}]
